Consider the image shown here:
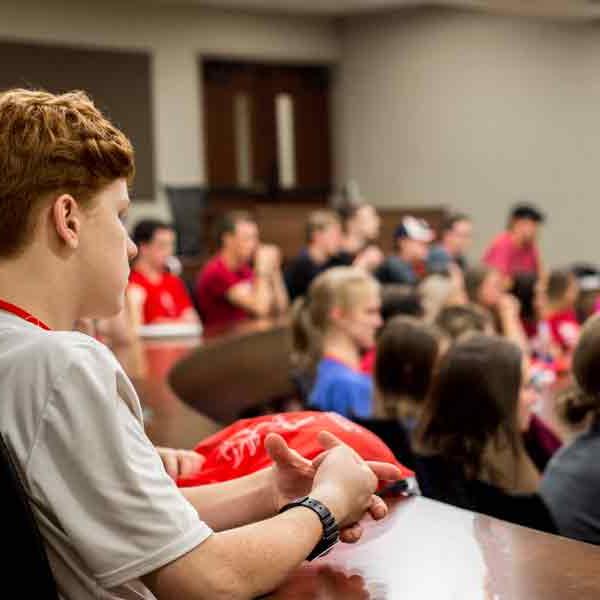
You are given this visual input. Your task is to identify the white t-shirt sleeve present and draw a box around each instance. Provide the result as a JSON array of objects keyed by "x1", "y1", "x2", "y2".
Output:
[{"x1": 27, "y1": 340, "x2": 212, "y2": 589}]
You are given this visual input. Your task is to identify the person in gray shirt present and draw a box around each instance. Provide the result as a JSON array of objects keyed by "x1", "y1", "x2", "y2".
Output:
[{"x1": 540, "y1": 314, "x2": 600, "y2": 545}]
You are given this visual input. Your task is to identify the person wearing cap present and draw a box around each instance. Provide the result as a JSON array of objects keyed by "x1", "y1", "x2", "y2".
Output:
[
  {"x1": 426, "y1": 213, "x2": 473, "y2": 275},
  {"x1": 376, "y1": 217, "x2": 434, "y2": 285},
  {"x1": 483, "y1": 204, "x2": 544, "y2": 282}
]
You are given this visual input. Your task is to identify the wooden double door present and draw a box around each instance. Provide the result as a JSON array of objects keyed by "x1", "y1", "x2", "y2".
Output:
[{"x1": 202, "y1": 60, "x2": 332, "y2": 204}]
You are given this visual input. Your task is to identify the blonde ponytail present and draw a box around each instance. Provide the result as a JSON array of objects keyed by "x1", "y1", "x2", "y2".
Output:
[{"x1": 291, "y1": 266, "x2": 380, "y2": 376}]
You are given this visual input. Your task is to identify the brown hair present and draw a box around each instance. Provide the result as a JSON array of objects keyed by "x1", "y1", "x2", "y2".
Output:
[
  {"x1": 546, "y1": 268, "x2": 575, "y2": 304},
  {"x1": 337, "y1": 202, "x2": 363, "y2": 229},
  {"x1": 415, "y1": 334, "x2": 523, "y2": 482},
  {"x1": 215, "y1": 210, "x2": 255, "y2": 248},
  {"x1": 375, "y1": 316, "x2": 440, "y2": 411},
  {"x1": 292, "y1": 266, "x2": 380, "y2": 374},
  {"x1": 435, "y1": 303, "x2": 491, "y2": 341},
  {"x1": 556, "y1": 380, "x2": 597, "y2": 426},
  {"x1": 0, "y1": 88, "x2": 134, "y2": 257},
  {"x1": 441, "y1": 213, "x2": 470, "y2": 235},
  {"x1": 568, "y1": 314, "x2": 600, "y2": 423},
  {"x1": 305, "y1": 210, "x2": 340, "y2": 243},
  {"x1": 381, "y1": 284, "x2": 424, "y2": 321}
]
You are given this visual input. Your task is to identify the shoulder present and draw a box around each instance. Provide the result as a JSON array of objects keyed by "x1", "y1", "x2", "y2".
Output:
[
  {"x1": 318, "y1": 360, "x2": 371, "y2": 390},
  {"x1": 163, "y1": 272, "x2": 187, "y2": 288},
  {"x1": 385, "y1": 255, "x2": 410, "y2": 269},
  {"x1": 197, "y1": 256, "x2": 229, "y2": 291},
  {"x1": 199, "y1": 255, "x2": 224, "y2": 278},
  {"x1": 489, "y1": 232, "x2": 512, "y2": 249},
  {"x1": 381, "y1": 256, "x2": 413, "y2": 280},
  {"x1": 428, "y1": 245, "x2": 448, "y2": 259},
  {"x1": 0, "y1": 327, "x2": 124, "y2": 428},
  {"x1": 287, "y1": 251, "x2": 313, "y2": 270},
  {"x1": 39, "y1": 331, "x2": 120, "y2": 380},
  {"x1": 549, "y1": 429, "x2": 600, "y2": 472},
  {"x1": 484, "y1": 233, "x2": 505, "y2": 253},
  {"x1": 129, "y1": 269, "x2": 147, "y2": 286},
  {"x1": 332, "y1": 251, "x2": 354, "y2": 266}
]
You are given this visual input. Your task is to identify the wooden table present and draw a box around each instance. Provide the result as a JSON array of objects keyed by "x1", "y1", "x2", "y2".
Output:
[
  {"x1": 136, "y1": 335, "x2": 217, "y2": 449},
  {"x1": 169, "y1": 317, "x2": 294, "y2": 424},
  {"x1": 137, "y1": 318, "x2": 292, "y2": 449},
  {"x1": 268, "y1": 496, "x2": 600, "y2": 599}
]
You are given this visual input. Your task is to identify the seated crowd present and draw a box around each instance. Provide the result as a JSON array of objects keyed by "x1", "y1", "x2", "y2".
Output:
[
  {"x1": 3, "y1": 87, "x2": 600, "y2": 600},
  {"x1": 119, "y1": 169, "x2": 600, "y2": 546}
]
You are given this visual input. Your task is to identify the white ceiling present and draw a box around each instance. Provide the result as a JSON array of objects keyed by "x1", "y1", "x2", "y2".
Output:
[{"x1": 147, "y1": 0, "x2": 600, "y2": 20}]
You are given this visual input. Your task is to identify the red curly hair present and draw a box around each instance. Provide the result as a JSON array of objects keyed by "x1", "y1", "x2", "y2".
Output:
[{"x1": 0, "y1": 88, "x2": 135, "y2": 257}]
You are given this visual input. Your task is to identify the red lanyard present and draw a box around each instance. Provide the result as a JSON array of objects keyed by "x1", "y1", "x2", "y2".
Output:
[{"x1": 0, "y1": 299, "x2": 51, "y2": 331}]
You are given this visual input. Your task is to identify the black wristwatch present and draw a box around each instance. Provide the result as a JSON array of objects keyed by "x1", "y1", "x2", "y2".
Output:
[{"x1": 279, "y1": 496, "x2": 340, "y2": 561}]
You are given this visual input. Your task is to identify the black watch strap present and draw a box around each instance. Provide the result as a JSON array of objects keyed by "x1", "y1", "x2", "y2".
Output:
[{"x1": 279, "y1": 496, "x2": 340, "y2": 561}]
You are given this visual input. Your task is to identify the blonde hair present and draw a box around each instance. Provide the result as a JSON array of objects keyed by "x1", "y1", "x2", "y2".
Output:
[
  {"x1": 292, "y1": 266, "x2": 380, "y2": 373},
  {"x1": 419, "y1": 274, "x2": 453, "y2": 323}
]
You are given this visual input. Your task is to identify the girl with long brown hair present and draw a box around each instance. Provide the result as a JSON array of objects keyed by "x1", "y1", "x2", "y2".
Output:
[{"x1": 414, "y1": 334, "x2": 555, "y2": 532}]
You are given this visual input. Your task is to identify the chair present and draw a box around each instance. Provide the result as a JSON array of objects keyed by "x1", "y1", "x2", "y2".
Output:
[
  {"x1": 164, "y1": 185, "x2": 206, "y2": 257},
  {"x1": 0, "y1": 434, "x2": 59, "y2": 598}
]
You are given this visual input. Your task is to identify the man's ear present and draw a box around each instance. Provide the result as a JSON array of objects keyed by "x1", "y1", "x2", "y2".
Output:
[{"x1": 52, "y1": 194, "x2": 81, "y2": 249}]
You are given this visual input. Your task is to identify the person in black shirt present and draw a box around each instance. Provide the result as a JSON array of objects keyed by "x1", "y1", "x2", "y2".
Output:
[
  {"x1": 337, "y1": 203, "x2": 381, "y2": 258},
  {"x1": 284, "y1": 210, "x2": 344, "y2": 300},
  {"x1": 335, "y1": 202, "x2": 384, "y2": 273}
]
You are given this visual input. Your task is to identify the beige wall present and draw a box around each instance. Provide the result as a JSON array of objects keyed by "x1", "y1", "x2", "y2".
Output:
[
  {"x1": 0, "y1": 0, "x2": 340, "y2": 221},
  {"x1": 335, "y1": 7, "x2": 600, "y2": 266}
]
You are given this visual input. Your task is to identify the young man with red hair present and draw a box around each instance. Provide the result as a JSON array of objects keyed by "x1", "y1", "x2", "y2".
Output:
[{"x1": 0, "y1": 89, "x2": 400, "y2": 599}]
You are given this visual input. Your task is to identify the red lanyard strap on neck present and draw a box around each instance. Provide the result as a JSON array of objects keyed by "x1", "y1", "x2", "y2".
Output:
[{"x1": 0, "y1": 299, "x2": 51, "y2": 331}]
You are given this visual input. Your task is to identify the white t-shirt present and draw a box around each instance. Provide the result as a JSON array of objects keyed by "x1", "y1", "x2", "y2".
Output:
[{"x1": 0, "y1": 311, "x2": 212, "y2": 599}]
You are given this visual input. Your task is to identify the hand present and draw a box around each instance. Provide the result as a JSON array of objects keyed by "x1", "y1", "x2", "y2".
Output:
[
  {"x1": 156, "y1": 447, "x2": 205, "y2": 481},
  {"x1": 267, "y1": 244, "x2": 282, "y2": 269},
  {"x1": 255, "y1": 244, "x2": 280, "y2": 274},
  {"x1": 265, "y1": 431, "x2": 402, "y2": 544},
  {"x1": 310, "y1": 432, "x2": 398, "y2": 530},
  {"x1": 498, "y1": 293, "x2": 520, "y2": 319},
  {"x1": 353, "y1": 245, "x2": 384, "y2": 272}
]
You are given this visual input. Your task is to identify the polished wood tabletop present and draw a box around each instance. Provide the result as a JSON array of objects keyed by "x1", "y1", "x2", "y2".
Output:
[
  {"x1": 267, "y1": 496, "x2": 600, "y2": 600},
  {"x1": 168, "y1": 317, "x2": 294, "y2": 423},
  {"x1": 137, "y1": 318, "x2": 291, "y2": 448}
]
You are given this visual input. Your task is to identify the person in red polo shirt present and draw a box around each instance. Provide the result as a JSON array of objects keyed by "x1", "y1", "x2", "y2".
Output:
[
  {"x1": 128, "y1": 219, "x2": 199, "y2": 325},
  {"x1": 196, "y1": 211, "x2": 289, "y2": 328},
  {"x1": 483, "y1": 203, "x2": 544, "y2": 284}
]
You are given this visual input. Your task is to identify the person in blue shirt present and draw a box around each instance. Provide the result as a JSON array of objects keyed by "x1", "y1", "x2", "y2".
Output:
[
  {"x1": 311, "y1": 356, "x2": 374, "y2": 417},
  {"x1": 292, "y1": 266, "x2": 382, "y2": 418}
]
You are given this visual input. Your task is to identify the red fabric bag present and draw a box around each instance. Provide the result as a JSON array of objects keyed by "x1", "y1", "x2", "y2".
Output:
[{"x1": 177, "y1": 411, "x2": 414, "y2": 487}]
